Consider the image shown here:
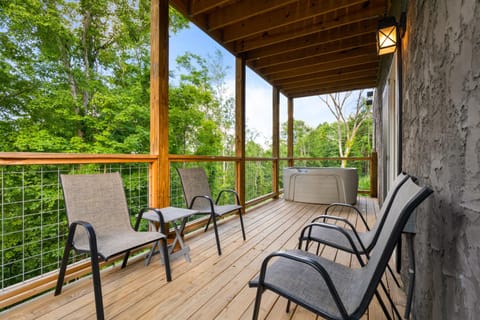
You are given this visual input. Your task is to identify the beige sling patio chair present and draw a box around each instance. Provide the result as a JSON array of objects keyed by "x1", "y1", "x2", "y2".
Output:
[
  {"x1": 55, "y1": 173, "x2": 171, "y2": 320},
  {"x1": 177, "y1": 167, "x2": 246, "y2": 256},
  {"x1": 249, "y1": 177, "x2": 432, "y2": 320}
]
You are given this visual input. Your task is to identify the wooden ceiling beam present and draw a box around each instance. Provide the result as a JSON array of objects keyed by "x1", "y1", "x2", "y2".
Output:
[
  {"x1": 272, "y1": 62, "x2": 378, "y2": 86},
  {"x1": 234, "y1": 2, "x2": 384, "y2": 52},
  {"x1": 258, "y1": 44, "x2": 376, "y2": 75},
  {"x1": 207, "y1": 0, "x2": 298, "y2": 31},
  {"x1": 188, "y1": 0, "x2": 232, "y2": 17},
  {"x1": 264, "y1": 52, "x2": 378, "y2": 80},
  {"x1": 250, "y1": 33, "x2": 375, "y2": 69},
  {"x1": 285, "y1": 80, "x2": 377, "y2": 98},
  {"x1": 277, "y1": 69, "x2": 378, "y2": 90},
  {"x1": 245, "y1": 19, "x2": 377, "y2": 60},
  {"x1": 222, "y1": 0, "x2": 368, "y2": 43},
  {"x1": 280, "y1": 74, "x2": 378, "y2": 92}
]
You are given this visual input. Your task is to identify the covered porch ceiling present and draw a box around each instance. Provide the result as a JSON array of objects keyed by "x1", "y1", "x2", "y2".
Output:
[{"x1": 169, "y1": 0, "x2": 387, "y2": 98}]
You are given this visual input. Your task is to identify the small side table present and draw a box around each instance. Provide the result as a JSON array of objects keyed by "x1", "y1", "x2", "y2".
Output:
[{"x1": 141, "y1": 207, "x2": 198, "y2": 265}]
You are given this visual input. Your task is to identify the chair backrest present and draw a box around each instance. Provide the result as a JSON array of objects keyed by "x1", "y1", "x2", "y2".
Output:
[
  {"x1": 176, "y1": 167, "x2": 212, "y2": 210},
  {"x1": 351, "y1": 177, "x2": 432, "y2": 317},
  {"x1": 60, "y1": 173, "x2": 134, "y2": 240},
  {"x1": 362, "y1": 172, "x2": 410, "y2": 250}
]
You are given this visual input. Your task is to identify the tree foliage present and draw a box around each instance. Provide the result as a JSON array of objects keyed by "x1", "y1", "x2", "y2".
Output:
[
  {"x1": 0, "y1": 0, "x2": 188, "y2": 154},
  {"x1": 318, "y1": 90, "x2": 372, "y2": 167}
]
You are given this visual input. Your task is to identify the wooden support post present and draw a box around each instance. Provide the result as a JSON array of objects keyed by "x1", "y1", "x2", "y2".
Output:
[
  {"x1": 287, "y1": 97, "x2": 294, "y2": 167},
  {"x1": 235, "y1": 56, "x2": 246, "y2": 208},
  {"x1": 272, "y1": 87, "x2": 280, "y2": 198},
  {"x1": 150, "y1": 0, "x2": 170, "y2": 208}
]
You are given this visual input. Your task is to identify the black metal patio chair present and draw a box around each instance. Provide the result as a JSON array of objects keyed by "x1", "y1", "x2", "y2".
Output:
[
  {"x1": 55, "y1": 172, "x2": 171, "y2": 320},
  {"x1": 177, "y1": 167, "x2": 246, "y2": 256},
  {"x1": 298, "y1": 173, "x2": 410, "y2": 286},
  {"x1": 249, "y1": 177, "x2": 432, "y2": 320}
]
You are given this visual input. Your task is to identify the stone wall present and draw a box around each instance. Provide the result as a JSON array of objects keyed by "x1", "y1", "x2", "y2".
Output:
[{"x1": 383, "y1": 0, "x2": 480, "y2": 318}]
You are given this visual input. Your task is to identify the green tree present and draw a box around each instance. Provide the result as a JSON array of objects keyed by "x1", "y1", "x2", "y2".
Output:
[
  {"x1": 168, "y1": 51, "x2": 232, "y2": 157},
  {"x1": 0, "y1": 0, "x2": 187, "y2": 153},
  {"x1": 318, "y1": 90, "x2": 372, "y2": 167}
]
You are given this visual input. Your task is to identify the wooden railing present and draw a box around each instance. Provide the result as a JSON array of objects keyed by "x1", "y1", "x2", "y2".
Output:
[{"x1": 0, "y1": 152, "x2": 376, "y2": 309}]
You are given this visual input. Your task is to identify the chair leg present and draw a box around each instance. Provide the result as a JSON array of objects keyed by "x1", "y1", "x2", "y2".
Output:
[
  {"x1": 252, "y1": 287, "x2": 264, "y2": 320},
  {"x1": 205, "y1": 216, "x2": 212, "y2": 232},
  {"x1": 121, "y1": 250, "x2": 130, "y2": 269},
  {"x1": 286, "y1": 299, "x2": 292, "y2": 313},
  {"x1": 379, "y1": 279, "x2": 402, "y2": 319},
  {"x1": 374, "y1": 290, "x2": 393, "y2": 320},
  {"x1": 239, "y1": 209, "x2": 246, "y2": 240},
  {"x1": 90, "y1": 253, "x2": 105, "y2": 320},
  {"x1": 386, "y1": 263, "x2": 402, "y2": 288},
  {"x1": 55, "y1": 224, "x2": 76, "y2": 296},
  {"x1": 211, "y1": 214, "x2": 222, "y2": 255},
  {"x1": 161, "y1": 237, "x2": 172, "y2": 282}
]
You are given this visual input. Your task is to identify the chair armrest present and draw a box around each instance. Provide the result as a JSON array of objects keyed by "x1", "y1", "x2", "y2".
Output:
[
  {"x1": 68, "y1": 220, "x2": 99, "y2": 256},
  {"x1": 136, "y1": 207, "x2": 171, "y2": 234},
  {"x1": 215, "y1": 189, "x2": 241, "y2": 205},
  {"x1": 253, "y1": 250, "x2": 349, "y2": 318},
  {"x1": 191, "y1": 195, "x2": 215, "y2": 211},
  {"x1": 299, "y1": 222, "x2": 366, "y2": 266},
  {"x1": 311, "y1": 215, "x2": 360, "y2": 232},
  {"x1": 315, "y1": 204, "x2": 370, "y2": 231}
]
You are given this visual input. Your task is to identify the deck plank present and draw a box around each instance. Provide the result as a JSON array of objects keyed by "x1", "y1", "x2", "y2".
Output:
[{"x1": 1, "y1": 196, "x2": 406, "y2": 320}]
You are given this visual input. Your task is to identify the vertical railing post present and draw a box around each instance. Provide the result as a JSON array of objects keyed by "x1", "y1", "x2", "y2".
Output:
[
  {"x1": 287, "y1": 97, "x2": 294, "y2": 168},
  {"x1": 235, "y1": 55, "x2": 246, "y2": 208},
  {"x1": 149, "y1": 0, "x2": 169, "y2": 208},
  {"x1": 272, "y1": 87, "x2": 280, "y2": 198}
]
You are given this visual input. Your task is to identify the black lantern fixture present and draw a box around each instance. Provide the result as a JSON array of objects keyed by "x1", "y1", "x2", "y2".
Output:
[{"x1": 376, "y1": 16, "x2": 398, "y2": 55}]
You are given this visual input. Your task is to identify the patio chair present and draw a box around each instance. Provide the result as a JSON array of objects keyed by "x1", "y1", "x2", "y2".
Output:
[
  {"x1": 177, "y1": 167, "x2": 246, "y2": 255},
  {"x1": 55, "y1": 173, "x2": 171, "y2": 320},
  {"x1": 249, "y1": 177, "x2": 432, "y2": 320},
  {"x1": 298, "y1": 173, "x2": 410, "y2": 285}
]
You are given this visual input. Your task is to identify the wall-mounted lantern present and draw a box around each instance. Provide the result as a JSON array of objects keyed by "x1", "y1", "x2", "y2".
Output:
[{"x1": 376, "y1": 16, "x2": 398, "y2": 55}]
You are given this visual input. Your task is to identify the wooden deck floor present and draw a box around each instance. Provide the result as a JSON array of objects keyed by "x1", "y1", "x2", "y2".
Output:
[{"x1": 2, "y1": 197, "x2": 406, "y2": 320}]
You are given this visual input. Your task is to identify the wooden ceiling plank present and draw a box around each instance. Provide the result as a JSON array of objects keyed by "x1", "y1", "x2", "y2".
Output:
[
  {"x1": 281, "y1": 75, "x2": 378, "y2": 92},
  {"x1": 278, "y1": 69, "x2": 378, "y2": 90},
  {"x1": 222, "y1": 0, "x2": 369, "y2": 44},
  {"x1": 245, "y1": 19, "x2": 377, "y2": 60},
  {"x1": 266, "y1": 53, "x2": 378, "y2": 81},
  {"x1": 258, "y1": 44, "x2": 376, "y2": 75},
  {"x1": 207, "y1": 0, "x2": 298, "y2": 31},
  {"x1": 272, "y1": 62, "x2": 379, "y2": 86},
  {"x1": 235, "y1": 3, "x2": 384, "y2": 52},
  {"x1": 285, "y1": 81, "x2": 377, "y2": 98},
  {"x1": 188, "y1": 0, "x2": 233, "y2": 17},
  {"x1": 250, "y1": 34, "x2": 375, "y2": 69}
]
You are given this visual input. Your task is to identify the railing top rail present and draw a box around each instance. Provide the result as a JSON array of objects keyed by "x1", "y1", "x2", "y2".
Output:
[
  {"x1": 169, "y1": 154, "x2": 241, "y2": 162},
  {"x1": 280, "y1": 156, "x2": 372, "y2": 161},
  {"x1": 0, "y1": 152, "x2": 372, "y2": 166},
  {"x1": 0, "y1": 152, "x2": 156, "y2": 165}
]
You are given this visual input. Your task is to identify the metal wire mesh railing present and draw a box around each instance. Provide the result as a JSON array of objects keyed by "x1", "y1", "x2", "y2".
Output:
[
  {"x1": 0, "y1": 155, "x2": 374, "y2": 308},
  {"x1": 0, "y1": 163, "x2": 149, "y2": 290}
]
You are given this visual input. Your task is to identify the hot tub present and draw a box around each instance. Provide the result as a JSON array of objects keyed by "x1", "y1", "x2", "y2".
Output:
[{"x1": 283, "y1": 167, "x2": 358, "y2": 204}]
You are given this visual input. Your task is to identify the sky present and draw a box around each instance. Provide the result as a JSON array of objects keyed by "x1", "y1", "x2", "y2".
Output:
[{"x1": 169, "y1": 23, "x2": 346, "y2": 144}]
